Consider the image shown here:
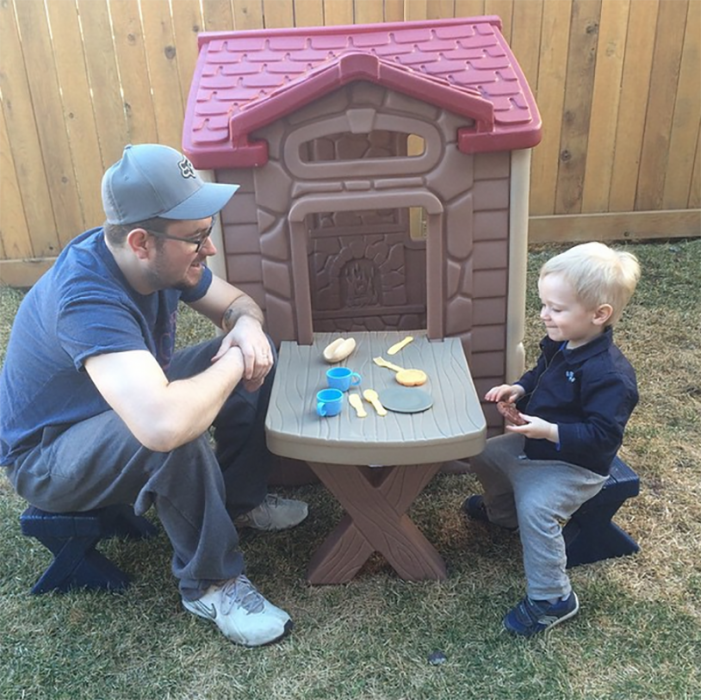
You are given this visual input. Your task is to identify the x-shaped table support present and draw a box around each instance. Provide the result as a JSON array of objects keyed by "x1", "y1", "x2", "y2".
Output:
[{"x1": 306, "y1": 461, "x2": 447, "y2": 584}]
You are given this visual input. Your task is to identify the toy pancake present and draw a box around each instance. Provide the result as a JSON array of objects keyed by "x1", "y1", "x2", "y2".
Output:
[
  {"x1": 372, "y1": 357, "x2": 428, "y2": 386},
  {"x1": 395, "y1": 368, "x2": 428, "y2": 387},
  {"x1": 496, "y1": 400, "x2": 527, "y2": 426}
]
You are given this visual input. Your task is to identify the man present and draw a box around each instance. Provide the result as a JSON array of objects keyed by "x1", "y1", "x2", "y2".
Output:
[{"x1": 0, "y1": 144, "x2": 307, "y2": 647}]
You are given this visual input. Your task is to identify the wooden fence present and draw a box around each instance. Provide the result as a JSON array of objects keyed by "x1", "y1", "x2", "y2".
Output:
[{"x1": 1, "y1": 0, "x2": 699, "y2": 286}]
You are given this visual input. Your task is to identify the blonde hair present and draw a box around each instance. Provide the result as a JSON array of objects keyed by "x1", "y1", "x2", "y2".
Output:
[{"x1": 540, "y1": 242, "x2": 641, "y2": 325}]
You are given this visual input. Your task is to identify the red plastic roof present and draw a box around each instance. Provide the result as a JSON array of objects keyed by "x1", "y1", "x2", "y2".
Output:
[{"x1": 183, "y1": 16, "x2": 541, "y2": 169}]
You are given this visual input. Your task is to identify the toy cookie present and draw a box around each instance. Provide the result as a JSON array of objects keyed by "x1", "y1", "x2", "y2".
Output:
[{"x1": 496, "y1": 400, "x2": 527, "y2": 426}]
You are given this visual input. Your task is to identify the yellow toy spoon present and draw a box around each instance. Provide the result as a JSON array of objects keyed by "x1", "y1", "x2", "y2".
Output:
[
  {"x1": 387, "y1": 336, "x2": 414, "y2": 355},
  {"x1": 363, "y1": 389, "x2": 387, "y2": 416},
  {"x1": 348, "y1": 393, "x2": 367, "y2": 418}
]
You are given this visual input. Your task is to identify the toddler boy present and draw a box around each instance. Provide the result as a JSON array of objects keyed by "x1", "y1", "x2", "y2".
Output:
[{"x1": 464, "y1": 242, "x2": 641, "y2": 636}]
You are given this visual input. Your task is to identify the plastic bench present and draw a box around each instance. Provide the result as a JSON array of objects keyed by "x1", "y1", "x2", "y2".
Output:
[
  {"x1": 20, "y1": 504, "x2": 157, "y2": 594},
  {"x1": 564, "y1": 456, "x2": 640, "y2": 568}
]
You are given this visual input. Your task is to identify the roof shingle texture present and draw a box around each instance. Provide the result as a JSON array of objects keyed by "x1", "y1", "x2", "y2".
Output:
[{"x1": 183, "y1": 16, "x2": 541, "y2": 168}]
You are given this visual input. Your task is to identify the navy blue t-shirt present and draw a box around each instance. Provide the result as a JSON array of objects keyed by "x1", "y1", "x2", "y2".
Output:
[{"x1": 0, "y1": 227, "x2": 212, "y2": 463}]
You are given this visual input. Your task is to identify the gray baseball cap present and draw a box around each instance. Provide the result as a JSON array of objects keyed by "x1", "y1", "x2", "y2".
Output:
[{"x1": 102, "y1": 144, "x2": 239, "y2": 225}]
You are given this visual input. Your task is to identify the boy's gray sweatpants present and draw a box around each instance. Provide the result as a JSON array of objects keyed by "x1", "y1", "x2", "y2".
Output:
[
  {"x1": 469, "y1": 433, "x2": 607, "y2": 601},
  {"x1": 5, "y1": 336, "x2": 274, "y2": 601}
]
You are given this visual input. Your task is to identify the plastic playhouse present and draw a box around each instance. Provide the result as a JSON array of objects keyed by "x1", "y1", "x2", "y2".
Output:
[{"x1": 183, "y1": 16, "x2": 541, "y2": 434}]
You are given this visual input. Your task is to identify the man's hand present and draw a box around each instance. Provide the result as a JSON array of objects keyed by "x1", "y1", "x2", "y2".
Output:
[
  {"x1": 187, "y1": 275, "x2": 272, "y2": 391},
  {"x1": 212, "y1": 315, "x2": 272, "y2": 391}
]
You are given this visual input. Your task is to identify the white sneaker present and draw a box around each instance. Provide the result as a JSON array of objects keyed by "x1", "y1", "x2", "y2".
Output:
[
  {"x1": 234, "y1": 494, "x2": 308, "y2": 531},
  {"x1": 183, "y1": 575, "x2": 292, "y2": 646}
]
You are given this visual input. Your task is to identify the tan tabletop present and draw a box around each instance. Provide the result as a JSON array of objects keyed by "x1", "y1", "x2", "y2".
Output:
[
  {"x1": 266, "y1": 331, "x2": 486, "y2": 465},
  {"x1": 265, "y1": 330, "x2": 486, "y2": 583}
]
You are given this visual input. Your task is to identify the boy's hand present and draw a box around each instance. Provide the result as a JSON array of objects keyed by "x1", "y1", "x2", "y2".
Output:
[
  {"x1": 507, "y1": 415, "x2": 559, "y2": 443},
  {"x1": 484, "y1": 384, "x2": 525, "y2": 403}
]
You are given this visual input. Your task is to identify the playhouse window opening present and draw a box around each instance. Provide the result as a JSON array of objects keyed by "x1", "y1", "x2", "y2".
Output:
[
  {"x1": 300, "y1": 131, "x2": 425, "y2": 162},
  {"x1": 408, "y1": 207, "x2": 427, "y2": 242}
]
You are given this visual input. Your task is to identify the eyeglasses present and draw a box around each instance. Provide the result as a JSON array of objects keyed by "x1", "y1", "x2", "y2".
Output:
[{"x1": 146, "y1": 223, "x2": 214, "y2": 253}]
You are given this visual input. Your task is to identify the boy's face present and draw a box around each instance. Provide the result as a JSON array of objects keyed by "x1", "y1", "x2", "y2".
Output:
[{"x1": 538, "y1": 273, "x2": 609, "y2": 349}]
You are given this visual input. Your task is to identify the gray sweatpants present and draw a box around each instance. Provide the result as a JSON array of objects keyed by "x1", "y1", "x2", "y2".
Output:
[
  {"x1": 6, "y1": 336, "x2": 275, "y2": 601},
  {"x1": 468, "y1": 432, "x2": 607, "y2": 601}
]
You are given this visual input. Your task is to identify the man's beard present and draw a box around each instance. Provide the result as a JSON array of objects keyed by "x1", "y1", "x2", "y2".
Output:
[{"x1": 145, "y1": 256, "x2": 204, "y2": 291}]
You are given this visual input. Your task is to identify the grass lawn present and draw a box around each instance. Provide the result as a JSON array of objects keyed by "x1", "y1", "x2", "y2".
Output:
[{"x1": 0, "y1": 239, "x2": 699, "y2": 700}]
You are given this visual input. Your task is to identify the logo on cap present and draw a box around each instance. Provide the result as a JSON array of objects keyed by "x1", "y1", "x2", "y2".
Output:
[{"x1": 178, "y1": 157, "x2": 197, "y2": 179}]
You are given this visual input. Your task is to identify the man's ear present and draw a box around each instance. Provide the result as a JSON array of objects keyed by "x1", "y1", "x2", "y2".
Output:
[
  {"x1": 126, "y1": 228, "x2": 152, "y2": 260},
  {"x1": 593, "y1": 303, "x2": 614, "y2": 326}
]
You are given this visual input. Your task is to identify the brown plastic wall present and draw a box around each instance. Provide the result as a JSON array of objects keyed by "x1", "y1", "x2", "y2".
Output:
[{"x1": 214, "y1": 82, "x2": 519, "y2": 433}]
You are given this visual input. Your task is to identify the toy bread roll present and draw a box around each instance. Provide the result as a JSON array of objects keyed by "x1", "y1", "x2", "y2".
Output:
[{"x1": 322, "y1": 337, "x2": 356, "y2": 363}]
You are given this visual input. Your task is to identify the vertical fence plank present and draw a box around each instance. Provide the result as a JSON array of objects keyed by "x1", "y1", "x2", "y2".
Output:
[
  {"x1": 0, "y1": 106, "x2": 30, "y2": 261},
  {"x1": 324, "y1": 0, "x2": 354, "y2": 25},
  {"x1": 404, "y1": 0, "x2": 428, "y2": 21},
  {"x1": 690, "y1": 127, "x2": 701, "y2": 208},
  {"x1": 355, "y1": 0, "x2": 384, "y2": 24},
  {"x1": 530, "y1": 0, "x2": 571, "y2": 216},
  {"x1": 294, "y1": 0, "x2": 324, "y2": 26},
  {"x1": 555, "y1": 0, "x2": 602, "y2": 215},
  {"x1": 264, "y1": 0, "x2": 295, "y2": 27},
  {"x1": 139, "y1": 0, "x2": 185, "y2": 150},
  {"x1": 170, "y1": 0, "x2": 206, "y2": 106},
  {"x1": 202, "y1": 0, "x2": 234, "y2": 31},
  {"x1": 108, "y1": 0, "x2": 159, "y2": 148},
  {"x1": 635, "y1": 0, "x2": 687, "y2": 210},
  {"x1": 13, "y1": 0, "x2": 84, "y2": 249},
  {"x1": 234, "y1": 0, "x2": 264, "y2": 29},
  {"x1": 0, "y1": 0, "x2": 58, "y2": 257},
  {"x1": 383, "y1": 0, "x2": 404, "y2": 21},
  {"x1": 455, "y1": 0, "x2": 485, "y2": 19},
  {"x1": 510, "y1": 0, "x2": 543, "y2": 108},
  {"x1": 44, "y1": 0, "x2": 104, "y2": 229},
  {"x1": 428, "y1": 1, "x2": 456, "y2": 21},
  {"x1": 581, "y1": 0, "x2": 630, "y2": 212},
  {"x1": 662, "y1": 0, "x2": 701, "y2": 210},
  {"x1": 608, "y1": 0, "x2": 658, "y2": 213},
  {"x1": 77, "y1": 0, "x2": 131, "y2": 167},
  {"x1": 484, "y1": 0, "x2": 512, "y2": 40}
]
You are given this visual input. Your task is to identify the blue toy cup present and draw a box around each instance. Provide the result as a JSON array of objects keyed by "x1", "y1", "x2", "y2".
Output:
[
  {"x1": 326, "y1": 367, "x2": 362, "y2": 392},
  {"x1": 316, "y1": 388, "x2": 344, "y2": 417}
]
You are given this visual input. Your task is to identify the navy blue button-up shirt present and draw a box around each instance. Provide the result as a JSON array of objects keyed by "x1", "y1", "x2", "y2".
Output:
[{"x1": 515, "y1": 327, "x2": 638, "y2": 475}]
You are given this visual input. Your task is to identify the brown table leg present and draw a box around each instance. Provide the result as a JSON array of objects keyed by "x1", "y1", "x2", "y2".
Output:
[{"x1": 306, "y1": 462, "x2": 446, "y2": 584}]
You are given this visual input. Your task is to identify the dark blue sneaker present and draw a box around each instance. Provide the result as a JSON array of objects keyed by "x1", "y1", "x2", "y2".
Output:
[
  {"x1": 461, "y1": 494, "x2": 490, "y2": 522},
  {"x1": 461, "y1": 495, "x2": 518, "y2": 532},
  {"x1": 503, "y1": 592, "x2": 579, "y2": 637}
]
